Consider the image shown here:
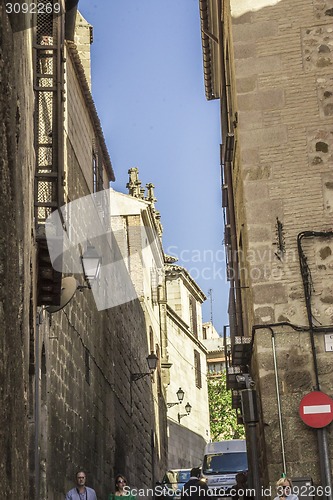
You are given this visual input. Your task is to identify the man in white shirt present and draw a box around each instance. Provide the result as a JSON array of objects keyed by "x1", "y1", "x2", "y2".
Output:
[{"x1": 66, "y1": 470, "x2": 97, "y2": 500}]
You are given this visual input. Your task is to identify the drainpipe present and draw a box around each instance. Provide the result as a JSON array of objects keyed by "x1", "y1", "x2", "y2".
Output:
[
  {"x1": 223, "y1": 139, "x2": 244, "y2": 340},
  {"x1": 217, "y1": 1, "x2": 244, "y2": 340},
  {"x1": 250, "y1": 324, "x2": 297, "y2": 478},
  {"x1": 297, "y1": 232, "x2": 321, "y2": 389},
  {"x1": 151, "y1": 429, "x2": 155, "y2": 490},
  {"x1": 35, "y1": 311, "x2": 41, "y2": 500},
  {"x1": 240, "y1": 380, "x2": 261, "y2": 500},
  {"x1": 297, "y1": 231, "x2": 333, "y2": 500},
  {"x1": 251, "y1": 322, "x2": 333, "y2": 500},
  {"x1": 270, "y1": 328, "x2": 287, "y2": 475}
]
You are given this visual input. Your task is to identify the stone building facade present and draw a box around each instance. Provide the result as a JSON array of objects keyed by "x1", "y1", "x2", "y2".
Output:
[
  {"x1": 36, "y1": 9, "x2": 170, "y2": 499},
  {"x1": 202, "y1": 322, "x2": 230, "y2": 377},
  {"x1": 0, "y1": 5, "x2": 35, "y2": 498},
  {"x1": 199, "y1": 0, "x2": 333, "y2": 494},
  {"x1": 1, "y1": 3, "x2": 168, "y2": 498},
  {"x1": 165, "y1": 264, "x2": 210, "y2": 468}
]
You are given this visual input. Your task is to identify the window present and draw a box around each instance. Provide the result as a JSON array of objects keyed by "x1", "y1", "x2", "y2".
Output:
[
  {"x1": 208, "y1": 361, "x2": 225, "y2": 374},
  {"x1": 203, "y1": 452, "x2": 248, "y2": 475},
  {"x1": 149, "y1": 327, "x2": 154, "y2": 353},
  {"x1": 92, "y1": 144, "x2": 103, "y2": 193},
  {"x1": 189, "y1": 295, "x2": 198, "y2": 338},
  {"x1": 194, "y1": 350, "x2": 202, "y2": 388}
]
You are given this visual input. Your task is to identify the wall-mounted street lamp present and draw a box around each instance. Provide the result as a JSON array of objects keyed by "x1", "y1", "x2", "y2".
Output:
[
  {"x1": 131, "y1": 352, "x2": 158, "y2": 382},
  {"x1": 178, "y1": 402, "x2": 192, "y2": 423},
  {"x1": 46, "y1": 245, "x2": 101, "y2": 313},
  {"x1": 167, "y1": 387, "x2": 185, "y2": 408},
  {"x1": 78, "y1": 245, "x2": 102, "y2": 290}
]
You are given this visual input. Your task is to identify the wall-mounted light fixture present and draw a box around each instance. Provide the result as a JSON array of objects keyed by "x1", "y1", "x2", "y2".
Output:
[
  {"x1": 235, "y1": 373, "x2": 254, "y2": 389},
  {"x1": 131, "y1": 352, "x2": 158, "y2": 382},
  {"x1": 45, "y1": 245, "x2": 101, "y2": 313},
  {"x1": 178, "y1": 402, "x2": 192, "y2": 423},
  {"x1": 167, "y1": 387, "x2": 185, "y2": 408},
  {"x1": 78, "y1": 244, "x2": 101, "y2": 290}
]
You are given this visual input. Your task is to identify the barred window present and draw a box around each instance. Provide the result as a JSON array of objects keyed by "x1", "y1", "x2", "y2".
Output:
[
  {"x1": 92, "y1": 145, "x2": 103, "y2": 193},
  {"x1": 194, "y1": 350, "x2": 202, "y2": 388},
  {"x1": 189, "y1": 295, "x2": 198, "y2": 338}
]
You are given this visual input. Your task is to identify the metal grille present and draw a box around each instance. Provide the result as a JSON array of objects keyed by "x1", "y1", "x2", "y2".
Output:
[
  {"x1": 34, "y1": 0, "x2": 63, "y2": 227},
  {"x1": 34, "y1": 0, "x2": 64, "y2": 305}
]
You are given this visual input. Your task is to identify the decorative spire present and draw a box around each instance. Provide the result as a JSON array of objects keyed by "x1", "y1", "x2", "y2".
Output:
[
  {"x1": 126, "y1": 167, "x2": 144, "y2": 199},
  {"x1": 146, "y1": 183, "x2": 157, "y2": 208}
]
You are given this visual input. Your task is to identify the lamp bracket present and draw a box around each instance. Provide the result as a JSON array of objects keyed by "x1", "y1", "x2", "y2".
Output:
[
  {"x1": 77, "y1": 284, "x2": 91, "y2": 291},
  {"x1": 167, "y1": 402, "x2": 180, "y2": 408},
  {"x1": 131, "y1": 372, "x2": 151, "y2": 382},
  {"x1": 178, "y1": 413, "x2": 189, "y2": 423}
]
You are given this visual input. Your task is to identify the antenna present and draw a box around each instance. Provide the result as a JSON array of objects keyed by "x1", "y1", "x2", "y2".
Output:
[{"x1": 208, "y1": 288, "x2": 213, "y2": 324}]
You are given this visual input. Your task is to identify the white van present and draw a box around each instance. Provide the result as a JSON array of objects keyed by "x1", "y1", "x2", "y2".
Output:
[{"x1": 201, "y1": 440, "x2": 248, "y2": 496}]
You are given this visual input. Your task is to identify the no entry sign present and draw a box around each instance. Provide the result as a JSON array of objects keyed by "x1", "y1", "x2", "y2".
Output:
[{"x1": 299, "y1": 391, "x2": 333, "y2": 428}]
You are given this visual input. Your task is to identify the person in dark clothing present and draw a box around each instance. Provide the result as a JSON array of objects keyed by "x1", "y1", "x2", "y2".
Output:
[
  {"x1": 230, "y1": 472, "x2": 254, "y2": 500},
  {"x1": 181, "y1": 467, "x2": 208, "y2": 500}
]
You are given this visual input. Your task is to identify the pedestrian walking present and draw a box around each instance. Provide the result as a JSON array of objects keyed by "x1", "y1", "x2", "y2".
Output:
[
  {"x1": 181, "y1": 467, "x2": 208, "y2": 500},
  {"x1": 230, "y1": 472, "x2": 253, "y2": 500},
  {"x1": 108, "y1": 474, "x2": 136, "y2": 500},
  {"x1": 273, "y1": 477, "x2": 299, "y2": 500},
  {"x1": 65, "y1": 470, "x2": 97, "y2": 500}
]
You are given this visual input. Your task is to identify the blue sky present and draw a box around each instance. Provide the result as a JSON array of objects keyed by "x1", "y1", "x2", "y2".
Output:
[{"x1": 78, "y1": 0, "x2": 228, "y2": 332}]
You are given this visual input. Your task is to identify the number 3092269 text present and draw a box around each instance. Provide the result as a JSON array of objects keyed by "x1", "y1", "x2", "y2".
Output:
[{"x1": 6, "y1": 2, "x2": 61, "y2": 14}]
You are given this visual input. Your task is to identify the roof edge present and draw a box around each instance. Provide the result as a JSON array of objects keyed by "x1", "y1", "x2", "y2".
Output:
[
  {"x1": 199, "y1": 0, "x2": 216, "y2": 101},
  {"x1": 66, "y1": 40, "x2": 115, "y2": 182}
]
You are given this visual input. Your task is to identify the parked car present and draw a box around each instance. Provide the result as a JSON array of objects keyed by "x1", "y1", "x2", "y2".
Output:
[{"x1": 159, "y1": 469, "x2": 192, "y2": 498}]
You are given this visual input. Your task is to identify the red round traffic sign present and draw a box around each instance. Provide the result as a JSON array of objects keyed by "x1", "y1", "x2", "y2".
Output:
[{"x1": 299, "y1": 391, "x2": 333, "y2": 428}]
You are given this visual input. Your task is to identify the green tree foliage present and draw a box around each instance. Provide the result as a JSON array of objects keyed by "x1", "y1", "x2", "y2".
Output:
[{"x1": 208, "y1": 373, "x2": 245, "y2": 441}]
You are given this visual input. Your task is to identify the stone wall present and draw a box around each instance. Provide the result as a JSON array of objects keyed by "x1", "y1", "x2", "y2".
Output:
[
  {"x1": 227, "y1": 0, "x2": 333, "y2": 488},
  {"x1": 167, "y1": 420, "x2": 207, "y2": 470},
  {"x1": 38, "y1": 133, "x2": 166, "y2": 497},
  {"x1": 0, "y1": 5, "x2": 168, "y2": 498},
  {"x1": 40, "y1": 295, "x2": 155, "y2": 498},
  {"x1": 0, "y1": 7, "x2": 35, "y2": 498}
]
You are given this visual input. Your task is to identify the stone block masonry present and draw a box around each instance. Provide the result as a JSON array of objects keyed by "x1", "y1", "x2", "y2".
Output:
[
  {"x1": 228, "y1": 0, "x2": 333, "y2": 489},
  {"x1": 0, "y1": 7, "x2": 35, "y2": 498}
]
